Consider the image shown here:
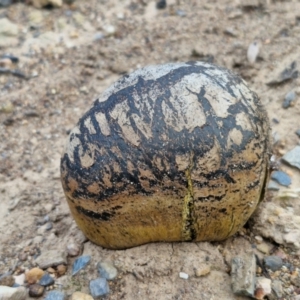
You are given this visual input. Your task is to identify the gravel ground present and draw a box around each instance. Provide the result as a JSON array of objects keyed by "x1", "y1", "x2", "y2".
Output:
[{"x1": 0, "y1": 1, "x2": 300, "y2": 299}]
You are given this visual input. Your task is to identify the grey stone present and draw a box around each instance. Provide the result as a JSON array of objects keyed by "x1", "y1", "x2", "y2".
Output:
[
  {"x1": 0, "y1": 286, "x2": 27, "y2": 300},
  {"x1": 267, "y1": 180, "x2": 280, "y2": 191},
  {"x1": 231, "y1": 252, "x2": 256, "y2": 297},
  {"x1": 267, "y1": 61, "x2": 298, "y2": 86},
  {"x1": 44, "y1": 290, "x2": 66, "y2": 300},
  {"x1": 271, "y1": 170, "x2": 291, "y2": 186},
  {"x1": 271, "y1": 280, "x2": 283, "y2": 298},
  {"x1": 39, "y1": 273, "x2": 55, "y2": 286},
  {"x1": 0, "y1": 19, "x2": 19, "y2": 36},
  {"x1": 282, "y1": 146, "x2": 300, "y2": 170},
  {"x1": 93, "y1": 33, "x2": 104, "y2": 42},
  {"x1": 35, "y1": 250, "x2": 67, "y2": 269},
  {"x1": 97, "y1": 261, "x2": 118, "y2": 280},
  {"x1": 296, "y1": 129, "x2": 300, "y2": 138},
  {"x1": 156, "y1": 0, "x2": 166, "y2": 9},
  {"x1": 0, "y1": 0, "x2": 12, "y2": 6},
  {"x1": 291, "y1": 273, "x2": 300, "y2": 287},
  {"x1": 253, "y1": 201, "x2": 300, "y2": 249},
  {"x1": 263, "y1": 256, "x2": 283, "y2": 271},
  {"x1": 89, "y1": 278, "x2": 110, "y2": 299},
  {"x1": 0, "y1": 274, "x2": 15, "y2": 287},
  {"x1": 72, "y1": 255, "x2": 91, "y2": 276},
  {"x1": 282, "y1": 90, "x2": 296, "y2": 108}
]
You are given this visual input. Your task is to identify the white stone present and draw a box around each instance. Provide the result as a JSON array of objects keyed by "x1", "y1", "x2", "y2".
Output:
[
  {"x1": 179, "y1": 272, "x2": 189, "y2": 279},
  {"x1": 255, "y1": 277, "x2": 272, "y2": 299},
  {"x1": 247, "y1": 41, "x2": 260, "y2": 63},
  {"x1": 0, "y1": 286, "x2": 27, "y2": 300},
  {"x1": 0, "y1": 19, "x2": 19, "y2": 36},
  {"x1": 13, "y1": 274, "x2": 25, "y2": 286}
]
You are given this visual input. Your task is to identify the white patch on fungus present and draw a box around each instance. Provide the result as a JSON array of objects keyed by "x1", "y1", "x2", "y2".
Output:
[
  {"x1": 95, "y1": 112, "x2": 111, "y2": 136},
  {"x1": 84, "y1": 116, "x2": 96, "y2": 134}
]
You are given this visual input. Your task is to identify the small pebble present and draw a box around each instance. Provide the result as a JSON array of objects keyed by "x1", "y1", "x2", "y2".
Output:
[
  {"x1": 282, "y1": 90, "x2": 296, "y2": 108},
  {"x1": 254, "y1": 236, "x2": 263, "y2": 244},
  {"x1": 231, "y1": 253, "x2": 256, "y2": 296},
  {"x1": 35, "y1": 250, "x2": 67, "y2": 269},
  {"x1": 296, "y1": 129, "x2": 300, "y2": 137},
  {"x1": 67, "y1": 243, "x2": 81, "y2": 257},
  {"x1": 57, "y1": 264, "x2": 67, "y2": 276},
  {"x1": 97, "y1": 261, "x2": 118, "y2": 280},
  {"x1": 256, "y1": 242, "x2": 270, "y2": 255},
  {"x1": 47, "y1": 267, "x2": 56, "y2": 274},
  {"x1": 0, "y1": 58, "x2": 12, "y2": 69},
  {"x1": 72, "y1": 255, "x2": 91, "y2": 276},
  {"x1": 44, "y1": 290, "x2": 66, "y2": 300},
  {"x1": 282, "y1": 146, "x2": 300, "y2": 170},
  {"x1": 18, "y1": 252, "x2": 28, "y2": 261},
  {"x1": 271, "y1": 170, "x2": 291, "y2": 186},
  {"x1": 255, "y1": 277, "x2": 271, "y2": 300},
  {"x1": 14, "y1": 273, "x2": 25, "y2": 286},
  {"x1": 0, "y1": 274, "x2": 14, "y2": 287},
  {"x1": 271, "y1": 280, "x2": 283, "y2": 298},
  {"x1": 93, "y1": 32, "x2": 104, "y2": 42},
  {"x1": 1, "y1": 54, "x2": 19, "y2": 63},
  {"x1": 29, "y1": 284, "x2": 45, "y2": 297},
  {"x1": 0, "y1": 286, "x2": 27, "y2": 299},
  {"x1": 156, "y1": 0, "x2": 166, "y2": 9},
  {"x1": 224, "y1": 27, "x2": 238, "y2": 37},
  {"x1": 103, "y1": 25, "x2": 116, "y2": 36},
  {"x1": 267, "y1": 180, "x2": 280, "y2": 191},
  {"x1": 39, "y1": 273, "x2": 55, "y2": 286},
  {"x1": 37, "y1": 216, "x2": 49, "y2": 226},
  {"x1": 89, "y1": 278, "x2": 110, "y2": 298},
  {"x1": 263, "y1": 256, "x2": 283, "y2": 271},
  {"x1": 45, "y1": 222, "x2": 53, "y2": 231},
  {"x1": 194, "y1": 264, "x2": 210, "y2": 277},
  {"x1": 291, "y1": 272, "x2": 300, "y2": 287},
  {"x1": 26, "y1": 267, "x2": 44, "y2": 284},
  {"x1": 0, "y1": 101, "x2": 14, "y2": 114},
  {"x1": 176, "y1": 10, "x2": 186, "y2": 17},
  {"x1": 71, "y1": 291, "x2": 93, "y2": 300},
  {"x1": 247, "y1": 41, "x2": 259, "y2": 64},
  {"x1": 179, "y1": 272, "x2": 189, "y2": 279}
]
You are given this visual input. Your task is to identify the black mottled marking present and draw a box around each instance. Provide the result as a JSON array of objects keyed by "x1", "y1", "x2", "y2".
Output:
[
  {"x1": 61, "y1": 62, "x2": 269, "y2": 205},
  {"x1": 196, "y1": 194, "x2": 226, "y2": 203},
  {"x1": 76, "y1": 206, "x2": 116, "y2": 221}
]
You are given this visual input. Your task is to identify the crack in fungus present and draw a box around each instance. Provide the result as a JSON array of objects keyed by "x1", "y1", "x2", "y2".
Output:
[{"x1": 181, "y1": 152, "x2": 196, "y2": 241}]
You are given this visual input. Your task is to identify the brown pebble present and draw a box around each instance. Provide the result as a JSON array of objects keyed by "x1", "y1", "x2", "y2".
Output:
[
  {"x1": 47, "y1": 267, "x2": 56, "y2": 274},
  {"x1": 18, "y1": 252, "x2": 28, "y2": 261},
  {"x1": 71, "y1": 291, "x2": 94, "y2": 300},
  {"x1": 56, "y1": 264, "x2": 67, "y2": 276},
  {"x1": 29, "y1": 284, "x2": 45, "y2": 297},
  {"x1": 194, "y1": 264, "x2": 211, "y2": 277},
  {"x1": 25, "y1": 268, "x2": 44, "y2": 284},
  {"x1": 0, "y1": 275, "x2": 15, "y2": 287},
  {"x1": 0, "y1": 58, "x2": 13, "y2": 69}
]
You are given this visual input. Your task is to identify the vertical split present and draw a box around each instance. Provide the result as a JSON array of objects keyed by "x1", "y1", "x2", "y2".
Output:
[{"x1": 181, "y1": 152, "x2": 196, "y2": 241}]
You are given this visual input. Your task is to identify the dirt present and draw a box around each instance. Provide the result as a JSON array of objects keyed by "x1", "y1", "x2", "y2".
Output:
[{"x1": 0, "y1": 0, "x2": 300, "y2": 299}]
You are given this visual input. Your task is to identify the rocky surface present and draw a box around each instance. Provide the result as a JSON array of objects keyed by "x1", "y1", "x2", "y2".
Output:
[{"x1": 0, "y1": 0, "x2": 300, "y2": 299}]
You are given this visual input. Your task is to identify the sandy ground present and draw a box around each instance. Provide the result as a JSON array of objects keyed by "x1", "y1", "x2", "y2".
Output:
[{"x1": 0, "y1": 0, "x2": 300, "y2": 299}]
